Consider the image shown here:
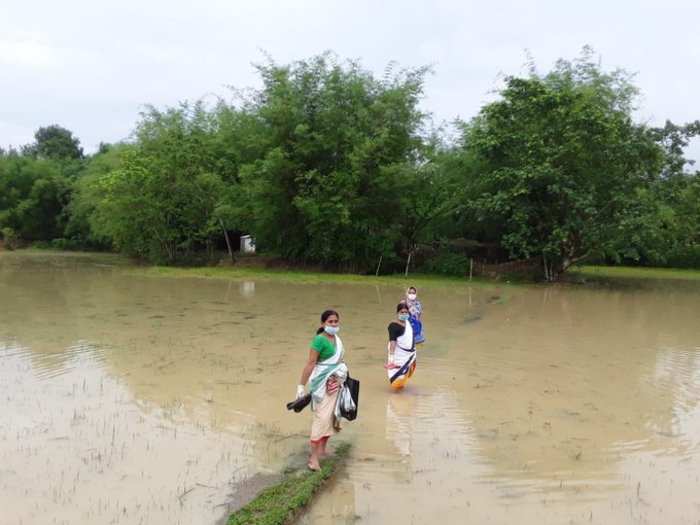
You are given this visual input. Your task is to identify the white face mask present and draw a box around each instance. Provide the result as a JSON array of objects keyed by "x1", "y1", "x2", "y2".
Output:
[
  {"x1": 324, "y1": 325, "x2": 340, "y2": 335},
  {"x1": 407, "y1": 293, "x2": 417, "y2": 301}
]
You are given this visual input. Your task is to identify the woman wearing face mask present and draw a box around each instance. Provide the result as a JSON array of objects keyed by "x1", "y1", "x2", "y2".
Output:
[
  {"x1": 405, "y1": 286, "x2": 424, "y2": 344},
  {"x1": 385, "y1": 303, "x2": 416, "y2": 390},
  {"x1": 296, "y1": 309, "x2": 348, "y2": 470}
]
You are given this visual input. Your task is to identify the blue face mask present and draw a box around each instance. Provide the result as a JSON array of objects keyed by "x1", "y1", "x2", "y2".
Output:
[
  {"x1": 324, "y1": 325, "x2": 340, "y2": 335},
  {"x1": 398, "y1": 313, "x2": 409, "y2": 321}
]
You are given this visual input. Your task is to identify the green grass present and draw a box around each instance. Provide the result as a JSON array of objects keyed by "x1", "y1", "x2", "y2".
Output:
[
  {"x1": 12, "y1": 247, "x2": 698, "y2": 285},
  {"x1": 227, "y1": 443, "x2": 351, "y2": 525},
  {"x1": 0, "y1": 247, "x2": 131, "y2": 265},
  {"x1": 571, "y1": 265, "x2": 700, "y2": 281},
  {"x1": 129, "y1": 264, "x2": 499, "y2": 289}
]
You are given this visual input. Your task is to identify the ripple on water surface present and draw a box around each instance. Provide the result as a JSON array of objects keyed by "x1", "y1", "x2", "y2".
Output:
[{"x1": 2, "y1": 251, "x2": 700, "y2": 525}]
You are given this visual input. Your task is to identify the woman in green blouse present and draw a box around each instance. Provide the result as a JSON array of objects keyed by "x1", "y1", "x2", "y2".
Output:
[{"x1": 296, "y1": 309, "x2": 348, "y2": 470}]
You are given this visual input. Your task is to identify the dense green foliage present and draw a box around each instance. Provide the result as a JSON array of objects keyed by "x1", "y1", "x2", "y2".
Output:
[
  {"x1": 22, "y1": 125, "x2": 84, "y2": 160},
  {"x1": 457, "y1": 52, "x2": 666, "y2": 279},
  {"x1": 614, "y1": 121, "x2": 700, "y2": 268},
  {"x1": 83, "y1": 105, "x2": 230, "y2": 262},
  {"x1": 0, "y1": 156, "x2": 72, "y2": 242},
  {"x1": 233, "y1": 56, "x2": 430, "y2": 270},
  {"x1": 1, "y1": 50, "x2": 698, "y2": 278}
]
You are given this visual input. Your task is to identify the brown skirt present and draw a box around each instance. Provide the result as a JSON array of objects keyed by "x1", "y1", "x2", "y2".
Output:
[{"x1": 310, "y1": 389, "x2": 340, "y2": 442}]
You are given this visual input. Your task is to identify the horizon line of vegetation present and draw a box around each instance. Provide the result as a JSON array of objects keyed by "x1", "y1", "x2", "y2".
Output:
[{"x1": 1, "y1": 46, "x2": 698, "y2": 282}]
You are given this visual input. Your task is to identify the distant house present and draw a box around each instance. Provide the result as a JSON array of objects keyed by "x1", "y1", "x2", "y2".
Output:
[{"x1": 240, "y1": 234, "x2": 256, "y2": 254}]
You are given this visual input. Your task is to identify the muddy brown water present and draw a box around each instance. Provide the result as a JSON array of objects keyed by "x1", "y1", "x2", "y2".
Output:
[{"x1": 1, "y1": 251, "x2": 699, "y2": 525}]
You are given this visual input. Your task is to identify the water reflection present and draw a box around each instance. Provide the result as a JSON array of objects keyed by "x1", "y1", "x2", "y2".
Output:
[
  {"x1": 307, "y1": 282, "x2": 700, "y2": 523},
  {"x1": 1, "y1": 251, "x2": 700, "y2": 524},
  {"x1": 385, "y1": 393, "x2": 417, "y2": 456},
  {"x1": 239, "y1": 281, "x2": 256, "y2": 298}
]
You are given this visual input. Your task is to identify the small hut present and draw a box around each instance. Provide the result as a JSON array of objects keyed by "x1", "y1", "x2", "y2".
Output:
[{"x1": 240, "y1": 235, "x2": 256, "y2": 254}]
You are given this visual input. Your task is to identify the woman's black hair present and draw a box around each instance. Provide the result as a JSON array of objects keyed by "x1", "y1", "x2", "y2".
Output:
[
  {"x1": 407, "y1": 286, "x2": 417, "y2": 293},
  {"x1": 396, "y1": 302, "x2": 409, "y2": 313},
  {"x1": 316, "y1": 309, "x2": 340, "y2": 334}
]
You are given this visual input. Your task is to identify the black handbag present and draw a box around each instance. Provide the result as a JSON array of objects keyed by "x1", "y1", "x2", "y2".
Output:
[{"x1": 339, "y1": 374, "x2": 360, "y2": 421}]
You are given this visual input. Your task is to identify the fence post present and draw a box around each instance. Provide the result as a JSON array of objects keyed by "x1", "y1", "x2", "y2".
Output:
[
  {"x1": 375, "y1": 254, "x2": 383, "y2": 276},
  {"x1": 219, "y1": 218, "x2": 234, "y2": 263}
]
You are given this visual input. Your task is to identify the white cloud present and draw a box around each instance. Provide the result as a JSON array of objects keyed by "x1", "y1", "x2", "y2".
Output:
[
  {"x1": 0, "y1": 0, "x2": 698, "y2": 162},
  {"x1": 0, "y1": 120, "x2": 34, "y2": 149},
  {"x1": 0, "y1": 33, "x2": 61, "y2": 69}
]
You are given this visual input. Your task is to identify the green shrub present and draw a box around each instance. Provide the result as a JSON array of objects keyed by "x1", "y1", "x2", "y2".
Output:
[
  {"x1": 420, "y1": 252, "x2": 470, "y2": 276},
  {"x1": 1, "y1": 227, "x2": 19, "y2": 250},
  {"x1": 665, "y1": 245, "x2": 700, "y2": 269},
  {"x1": 49, "y1": 238, "x2": 83, "y2": 251}
]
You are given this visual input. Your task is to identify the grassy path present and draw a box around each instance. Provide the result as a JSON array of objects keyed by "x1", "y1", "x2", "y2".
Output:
[{"x1": 227, "y1": 443, "x2": 350, "y2": 525}]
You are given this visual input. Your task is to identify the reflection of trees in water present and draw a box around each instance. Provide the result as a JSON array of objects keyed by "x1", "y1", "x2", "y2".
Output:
[
  {"x1": 454, "y1": 284, "x2": 700, "y2": 482},
  {"x1": 5, "y1": 252, "x2": 700, "y2": 501},
  {"x1": 338, "y1": 390, "x2": 483, "y2": 524},
  {"x1": 0, "y1": 256, "x2": 95, "y2": 372},
  {"x1": 0, "y1": 346, "x2": 266, "y2": 525},
  {"x1": 385, "y1": 393, "x2": 417, "y2": 456},
  {"x1": 0, "y1": 256, "x2": 309, "y2": 467}
]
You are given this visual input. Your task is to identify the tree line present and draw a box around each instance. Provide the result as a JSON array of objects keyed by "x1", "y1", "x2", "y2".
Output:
[{"x1": 1, "y1": 49, "x2": 699, "y2": 280}]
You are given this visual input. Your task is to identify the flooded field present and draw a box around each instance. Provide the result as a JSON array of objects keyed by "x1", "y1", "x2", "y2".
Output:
[{"x1": 1, "y1": 251, "x2": 699, "y2": 525}]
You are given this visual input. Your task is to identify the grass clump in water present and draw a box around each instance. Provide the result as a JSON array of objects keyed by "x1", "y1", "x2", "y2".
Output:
[{"x1": 227, "y1": 443, "x2": 351, "y2": 525}]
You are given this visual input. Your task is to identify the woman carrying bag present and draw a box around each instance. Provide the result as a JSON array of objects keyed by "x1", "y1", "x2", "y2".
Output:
[{"x1": 292, "y1": 309, "x2": 358, "y2": 470}]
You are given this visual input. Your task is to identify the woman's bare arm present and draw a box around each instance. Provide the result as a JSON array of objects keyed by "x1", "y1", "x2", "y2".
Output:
[
  {"x1": 299, "y1": 349, "x2": 319, "y2": 386},
  {"x1": 385, "y1": 340, "x2": 399, "y2": 369}
]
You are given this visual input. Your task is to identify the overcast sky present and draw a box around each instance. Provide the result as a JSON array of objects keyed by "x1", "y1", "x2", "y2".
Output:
[{"x1": 1, "y1": 0, "x2": 698, "y2": 162}]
